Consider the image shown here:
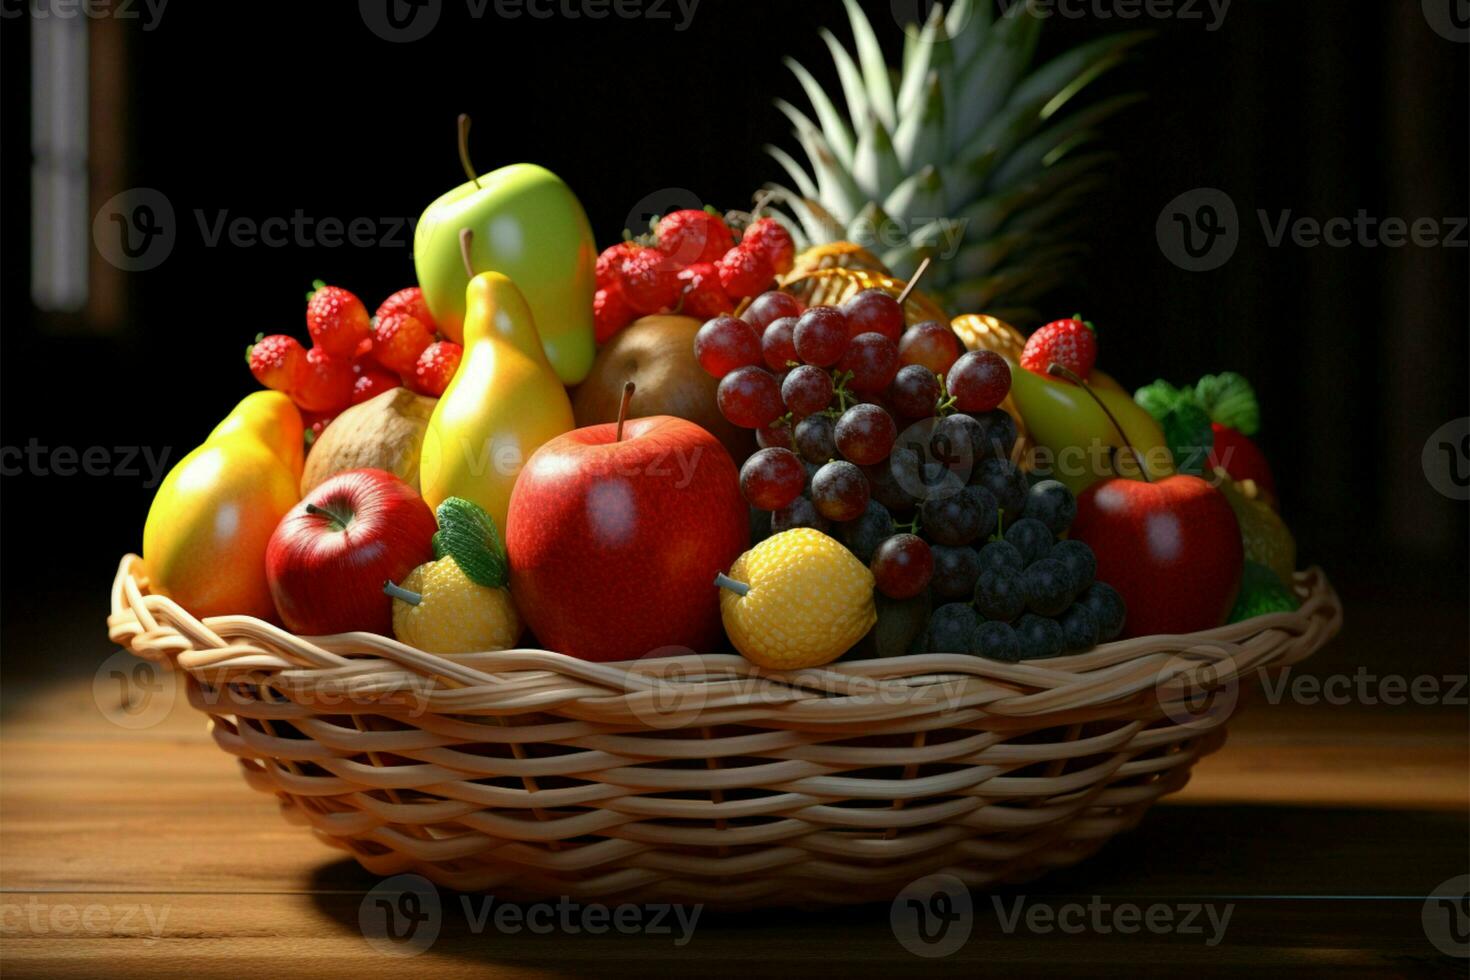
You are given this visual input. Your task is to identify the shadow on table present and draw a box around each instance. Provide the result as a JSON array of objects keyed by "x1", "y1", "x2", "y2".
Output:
[{"x1": 305, "y1": 802, "x2": 1468, "y2": 975}]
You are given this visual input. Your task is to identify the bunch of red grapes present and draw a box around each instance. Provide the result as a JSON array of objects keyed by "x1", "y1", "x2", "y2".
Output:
[{"x1": 695, "y1": 287, "x2": 1129, "y2": 660}]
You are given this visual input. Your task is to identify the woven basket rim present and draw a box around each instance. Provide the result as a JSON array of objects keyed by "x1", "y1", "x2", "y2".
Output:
[{"x1": 107, "y1": 553, "x2": 1342, "y2": 725}]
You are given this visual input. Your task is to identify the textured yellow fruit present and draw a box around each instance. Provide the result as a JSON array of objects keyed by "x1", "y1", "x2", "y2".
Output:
[
  {"x1": 718, "y1": 528, "x2": 876, "y2": 670},
  {"x1": 1218, "y1": 476, "x2": 1297, "y2": 584},
  {"x1": 390, "y1": 558, "x2": 522, "y2": 654}
]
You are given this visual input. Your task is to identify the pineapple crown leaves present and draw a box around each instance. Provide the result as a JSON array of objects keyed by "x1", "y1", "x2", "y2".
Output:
[
  {"x1": 432, "y1": 497, "x2": 508, "y2": 589},
  {"x1": 767, "y1": 0, "x2": 1151, "y2": 313}
]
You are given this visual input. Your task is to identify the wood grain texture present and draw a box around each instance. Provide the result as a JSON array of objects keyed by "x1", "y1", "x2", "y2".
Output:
[{"x1": 1, "y1": 675, "x2": 1465, "y2": 978}]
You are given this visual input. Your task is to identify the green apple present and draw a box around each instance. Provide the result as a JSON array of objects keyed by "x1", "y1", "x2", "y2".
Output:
[{"x1": 415, "y1": 160, "x2": 596, "y2": 386}]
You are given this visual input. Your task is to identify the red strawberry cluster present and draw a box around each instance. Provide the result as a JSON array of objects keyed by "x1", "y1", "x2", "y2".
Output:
[
  {"x1": 593, "y1": 210, "x2": 796, "y2": 343},
  {"x1": 247, "y1": 282, "x2": 462, "y2": 440}
]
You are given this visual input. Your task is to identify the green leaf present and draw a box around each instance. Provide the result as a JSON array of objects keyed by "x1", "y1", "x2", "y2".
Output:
[
  {"x1": 1134, "y1": 379, "x2": 1195, "y2": 422},
  {"x1": 1195, "y1": 372, "x2": 1261, "y2": 436},
  {"x1": 1160, "y1": 402, "x2": 1215, "y2": 476},
  {"x1": 432, "y1": 497, "x2": 507, "y2": 588}
]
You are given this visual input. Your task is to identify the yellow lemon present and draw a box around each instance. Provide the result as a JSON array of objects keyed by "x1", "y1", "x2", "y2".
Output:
[
  {"x1": 717, "y1": 528, "x2": 876, "y2": 670},
  {"x1": 388, "y1": 557, "x2": 522, "y2": 654}
]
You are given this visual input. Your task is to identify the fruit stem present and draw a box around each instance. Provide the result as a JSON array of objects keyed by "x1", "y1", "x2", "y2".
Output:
[
  {"x1": 895, "y1": 256, "x2": 932, "y2": 307},
  {"x1": 713, "y1": 572, "x2": 750, "y2": 597},
  {"x1": 304, "y1": 501, "x2": 350, "y2": 530},
  {"x1": 459, "y1": 228, "x2": 475, "y2": 279},
  {"x1": 1047, "y1": 362, "x2": 1151, "y2": 483},
  {"x1": 383, "y1": 580, "x2": 422, "y2": 606},
  {"x1": 457, "y1": 113, "x2": 480, "y2": 188},
  {"x1": 615, "y1": 381, "x2": 636, "y2": 442}
]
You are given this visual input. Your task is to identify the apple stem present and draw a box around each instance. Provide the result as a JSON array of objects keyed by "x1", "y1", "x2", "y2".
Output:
[
  {"x1": 457, "y1": 113, "x2": 480, "y2": 189},
  {"x1": 304, "y1": 501, "x2": 350, "y2": 530},
  {"x1": 713, "y1": 572, "x2": 750, "y2": 597},
  {"x1": 459, "y1": 228, "x2": 475, "y2": 279},
  {"x1": 383, "y1": 580, "x2": 422, "y2": 606},
  {"x1": 615, "y1": 381, "x2": 635, "y2": 442},
  {"x1": 1047, "y1": 362, "x2": 1152, "y2": 483},
  {"x1": 895, "y1": 256, "x2": 932, "y2": 307}
]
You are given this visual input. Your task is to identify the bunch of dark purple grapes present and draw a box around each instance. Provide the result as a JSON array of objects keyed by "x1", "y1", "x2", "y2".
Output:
[{"x1": 694, "y1": 287, "x2": 1123, "y2": 660}]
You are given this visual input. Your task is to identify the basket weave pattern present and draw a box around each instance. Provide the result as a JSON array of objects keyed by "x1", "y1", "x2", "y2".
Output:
[{"x1": 108, "y1": 554, "x2": 1341, "y2": 907}]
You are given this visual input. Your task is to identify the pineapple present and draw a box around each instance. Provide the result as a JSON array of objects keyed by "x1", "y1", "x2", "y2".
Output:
[{"x1": 765, "y1": 0, "x2": 1148, "y2": 324}]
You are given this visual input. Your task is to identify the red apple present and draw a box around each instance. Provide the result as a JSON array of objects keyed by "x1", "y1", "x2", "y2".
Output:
[
  {"x1": 505, "y1": 415, "x2": 748, "y2": 662},
  {"x1": 266, "y1": 468, "x2": 437, "y2": 635},
  {"x1": 1070, "y1": 473, "x2": 1243, "y2": 638}
]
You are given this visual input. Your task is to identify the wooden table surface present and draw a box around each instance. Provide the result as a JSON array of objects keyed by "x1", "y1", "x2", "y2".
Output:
[{"x1": 2, "y1": 647, "x2": 1467, "y2": 978}]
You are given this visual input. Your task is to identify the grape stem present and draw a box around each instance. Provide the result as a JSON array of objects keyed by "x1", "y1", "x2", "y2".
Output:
[{"x1": 1047, "y1": 362, "x2": 1151, "y2": 483}]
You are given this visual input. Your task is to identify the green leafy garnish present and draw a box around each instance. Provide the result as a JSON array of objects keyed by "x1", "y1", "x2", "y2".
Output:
[
  {"x1": 1134, "y1": 379, "x2": 1192, "y2": 422},
  {"x1": 432, "y1": 497, "x2": 507, "y2": 588},
  {"x1": 1160, "y1": 401, "x2": 1215, "y2": 476},
  {"x1": 1194, "y1": 372, "x2": 1260, "y2": 436}
]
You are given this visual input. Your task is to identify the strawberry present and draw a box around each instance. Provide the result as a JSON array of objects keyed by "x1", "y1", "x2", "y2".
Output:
[
  {"x1": 294, "y1": 346, "x2": 355, "y2": 413},
  {"x1": 593, "y1": 282, "x2": 636, "y2": 344},
  {"x1": 413, "y1": 340, "x2": 462, "y2": 397},
  {"x1": 656, "y1": 209, "x2": 735, "y2": 266},
  {"x1": 716, "y1": 244, "x2": 775, "y2": 299},
  {"x1": 247, "y1": 333, "x2": 308, "y2": 393},
  {"x1": 301, "y1": 408, "x2": 338, "y2": 449},
  {"x1": 1020, "y1": 315, "x2": 1098, "y2": 381},
  {"x1": 741, "y1": 218, "x2": 796, "y2": 275},
  {"x1": 305, "y1": 282, "x2": 372, "y2": 357},
  {"x1": 373, "y1": 311, "x2": 435, "y2": 374},
  {"x1": 619, "y1": 246, "x2": 682, "y2": 314},
  {"x1": 375, "y1": 286, "x2": 435, "y2": 329},
  {"x1": 352, "y1": 362, "x2": 400, "y2": 405},
  {"x1": 676, "y1": 262, "x2": 734, "y2": 320},
  {"x1": 595, "y1": 242, "x2": 640, "y2": 291}
]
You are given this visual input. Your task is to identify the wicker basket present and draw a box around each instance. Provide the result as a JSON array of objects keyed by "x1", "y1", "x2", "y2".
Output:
[{"x1": 108, "y1": 554, "x2": 1341, "y2": 908}]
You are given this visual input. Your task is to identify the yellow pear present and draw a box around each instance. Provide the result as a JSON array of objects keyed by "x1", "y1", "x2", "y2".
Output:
[{"x1": 419, "y1": 268, "x2": 574, "y2": 534}]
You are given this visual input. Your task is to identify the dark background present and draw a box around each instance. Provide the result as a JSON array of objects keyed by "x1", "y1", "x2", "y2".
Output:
[{"x1": 1, "y1": 0, "x2": 1466, "y2": 677}]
